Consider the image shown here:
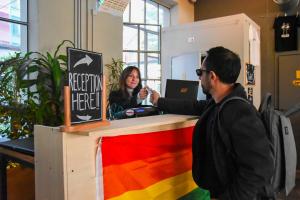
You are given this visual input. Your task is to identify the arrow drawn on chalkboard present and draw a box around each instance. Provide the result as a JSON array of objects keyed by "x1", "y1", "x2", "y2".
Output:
[
  {"x1": 73, "y1": 55, "x2": 93, "y2": 68},
  {"x1": 76, "y1": 114, "x2": 92, "y2": 121}
]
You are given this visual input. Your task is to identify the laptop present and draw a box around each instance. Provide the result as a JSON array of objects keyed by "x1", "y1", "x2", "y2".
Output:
[{"x1": 165, "y1": 79, "x2": 199, "y2": 100}]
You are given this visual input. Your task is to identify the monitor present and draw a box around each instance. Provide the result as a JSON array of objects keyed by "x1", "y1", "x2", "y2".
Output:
[{"x1": 165, "y1": 79, "x2": 199, "y2": 100}]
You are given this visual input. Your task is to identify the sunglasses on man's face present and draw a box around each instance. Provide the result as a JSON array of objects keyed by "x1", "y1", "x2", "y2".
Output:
[{"x1": 196, "y1": 68, "x2": 210, "y2": 76}]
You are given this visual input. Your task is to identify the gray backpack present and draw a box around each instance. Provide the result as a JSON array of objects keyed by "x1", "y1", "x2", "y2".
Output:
[{"x1": 217, "y1": 93, "x2": 299, "y2": 199}]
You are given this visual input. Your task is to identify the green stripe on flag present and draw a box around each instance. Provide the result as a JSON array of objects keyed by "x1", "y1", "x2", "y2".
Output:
[{"x1": 178, "y1": 188, "x2": 210, "y2": 200}]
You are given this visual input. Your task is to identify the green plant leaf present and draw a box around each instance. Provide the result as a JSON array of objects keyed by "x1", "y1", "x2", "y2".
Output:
[
  {"x1": 19, "y1": 80, "x2": 36, "y2": 88},
  {"x1": 54, "y1": 40, "x2": 74, "y2": 58},
  {"x1": 57, "y1": 55, "x2": 67, "y2": 63}
]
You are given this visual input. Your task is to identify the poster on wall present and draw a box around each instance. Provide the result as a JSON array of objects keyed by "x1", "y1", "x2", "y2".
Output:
[
  {"x1": 245, "y1": 63, "x2": 255, "y2": 85},
  {"x1": 247, "y1": 87, "x2": 253, "y2": 104},
  {"x1": 67, "y1": 48, "x2": 103, "y2": 125},
  {"x1": 292, "y1": 70, "x2": 300, "y2": 87}
]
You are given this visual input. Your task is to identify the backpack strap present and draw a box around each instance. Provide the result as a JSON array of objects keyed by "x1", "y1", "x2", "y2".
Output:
[
  {"x1": 284, "y1": 102, "x2": 300, "y2": 117},
  {"x1": 259, "y1": 92, "x2": 300, "y2": 117},
  {"x1": 217, "y1": 97, "x2": 250, "y2": 155},
  {"x1": 259, "y1": 93, "x2": 272, "y2": 113}
]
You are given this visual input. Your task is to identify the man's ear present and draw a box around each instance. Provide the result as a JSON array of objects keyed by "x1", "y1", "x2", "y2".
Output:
[{"x1": 210, "y1": 71, "x2": 218, "y2": 81}]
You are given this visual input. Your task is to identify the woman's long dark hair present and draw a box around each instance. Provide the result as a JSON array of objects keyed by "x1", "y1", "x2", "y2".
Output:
[{"x1": 119, "y1": 66, "x2": 142, "y2": 99}]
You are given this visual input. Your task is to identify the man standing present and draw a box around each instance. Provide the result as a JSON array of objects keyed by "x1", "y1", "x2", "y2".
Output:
[{"x1": 150, "y1": 47, "x2": 273, "y2": 200}]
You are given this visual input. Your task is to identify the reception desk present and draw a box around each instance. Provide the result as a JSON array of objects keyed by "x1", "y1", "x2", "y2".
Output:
[{"x1": 34, "y1": 114, "x2": 210, "y2": 200}]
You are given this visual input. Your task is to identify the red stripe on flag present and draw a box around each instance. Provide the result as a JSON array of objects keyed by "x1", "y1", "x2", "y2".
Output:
[{"x1": 102, "y1": 126, "x2": 194, "y2": 167}]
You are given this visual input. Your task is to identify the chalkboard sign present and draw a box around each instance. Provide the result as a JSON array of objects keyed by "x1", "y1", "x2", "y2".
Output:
[{"x1": 67, "y1": 48, "x2": 103, "y2": 124}]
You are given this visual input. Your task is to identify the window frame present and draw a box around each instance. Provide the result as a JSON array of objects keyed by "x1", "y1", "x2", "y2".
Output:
[
  {"x1": 123, "y1": 22, "x2": 161, "y2": 80},
  {"x1": 0, "y1": 0, "x2": 29, "y2": 54},
  {"x1": 0, "y1": 0, "x2": 29, "y2": 135},
  {"x1": 123, "y1": 0, "x2": 169, "y2": 96}
]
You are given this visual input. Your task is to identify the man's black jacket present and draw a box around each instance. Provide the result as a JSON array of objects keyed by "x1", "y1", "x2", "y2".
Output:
[{"x1": 157, "y1": 83, "x2": 273, "y2": 200}]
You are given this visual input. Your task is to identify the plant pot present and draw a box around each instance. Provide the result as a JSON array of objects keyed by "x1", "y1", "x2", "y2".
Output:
[{"x1": 7, "y1": 165, "x2": 35, "y2": 200}]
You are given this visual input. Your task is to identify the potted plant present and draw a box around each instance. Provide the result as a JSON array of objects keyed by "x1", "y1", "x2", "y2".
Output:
[
  {"x1": 0, "y1": 40, "x2": 74, "y2": 139},
  {"x1": 105, "y1": 58, "x2": 124, "y2": 94},
  {"x1": 0, "y1": 52, "x2": 37, "y2": 139},
  {"x1": 0, "y1": 40, "x2": 75, "y2": 199},
  {"x1": 104, "y1": 58, "x2": 125, "y2": 120}
]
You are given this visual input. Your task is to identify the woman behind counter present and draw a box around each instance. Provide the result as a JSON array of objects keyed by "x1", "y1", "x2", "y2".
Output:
[{"x1": 109, "y1": 66, "x2": 148, "y2": 118}]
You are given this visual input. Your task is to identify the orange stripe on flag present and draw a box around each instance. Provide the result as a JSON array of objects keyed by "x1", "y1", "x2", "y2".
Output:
[{"x1": 103, "y1": 149, "x2": 192, "y2": 199}]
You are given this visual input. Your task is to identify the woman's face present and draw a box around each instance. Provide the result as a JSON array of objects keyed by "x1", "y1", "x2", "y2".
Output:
[{"x1": 125, "y1": 69, "x2": 140, "y2": 89}]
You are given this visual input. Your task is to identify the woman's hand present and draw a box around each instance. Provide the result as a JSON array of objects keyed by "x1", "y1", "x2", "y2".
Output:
[{"x1": 138, "y1": 88, "x2": 148, "y2": 100}]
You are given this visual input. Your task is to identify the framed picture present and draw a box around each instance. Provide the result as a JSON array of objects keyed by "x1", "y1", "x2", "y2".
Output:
[{"x1": 245, "y1": 63, "x2": 255, "y2": 85}]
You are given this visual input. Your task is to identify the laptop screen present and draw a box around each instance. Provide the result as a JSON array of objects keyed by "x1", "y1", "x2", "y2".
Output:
[{"x1": 165, "y1": 79, "x2": 199, "y2": 100}]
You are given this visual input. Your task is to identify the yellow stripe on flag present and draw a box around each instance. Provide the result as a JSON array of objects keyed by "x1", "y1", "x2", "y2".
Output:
[{"x1": 109, "y1": 170, "x2": 198, "y2": 200}]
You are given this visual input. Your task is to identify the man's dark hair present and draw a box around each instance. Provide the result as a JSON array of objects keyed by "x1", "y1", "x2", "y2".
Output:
[{"x1": 205, "y1": 46, "x2": 241, "y2": 84}]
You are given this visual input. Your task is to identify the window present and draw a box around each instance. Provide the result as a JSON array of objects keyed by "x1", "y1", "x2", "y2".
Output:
[
  {"x1": 0, "y1": 0, "x2": 28, "y2": 136},
  {"x1": 0, "y1": 0, "x2": 28, "y2": 60},
  {"x1": 123, "y1": 0, "x2": 170, "y2": 103}
]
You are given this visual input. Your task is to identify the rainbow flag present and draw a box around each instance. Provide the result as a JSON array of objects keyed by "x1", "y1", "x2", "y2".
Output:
[{"x1": 97, "y1": 126, "x2": 210, "y2": 200}]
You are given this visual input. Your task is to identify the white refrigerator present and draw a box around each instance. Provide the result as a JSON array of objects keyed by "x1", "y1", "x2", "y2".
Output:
[{"x1": 161, "y1": 13, "x2": 261, "y2": 108}]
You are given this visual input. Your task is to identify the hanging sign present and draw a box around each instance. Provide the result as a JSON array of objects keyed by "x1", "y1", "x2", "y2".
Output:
[
  {"x1": 97, "y1": 0, "x2": 129, "y2": 17},
  {"x1": 67, "y1": 48, "x2": 103, "y2": 124}
]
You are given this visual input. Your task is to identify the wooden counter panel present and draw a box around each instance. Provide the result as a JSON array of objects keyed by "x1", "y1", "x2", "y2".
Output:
[
  {"x1": 34, "y1": 126, "x2": 66, "y2": 200},
  {"x1": 34, "y1": 114, "x2": 198, "y2": 200},
  {"x1": 74, "y1": 114, "x2": 198, "y2": 136}
]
